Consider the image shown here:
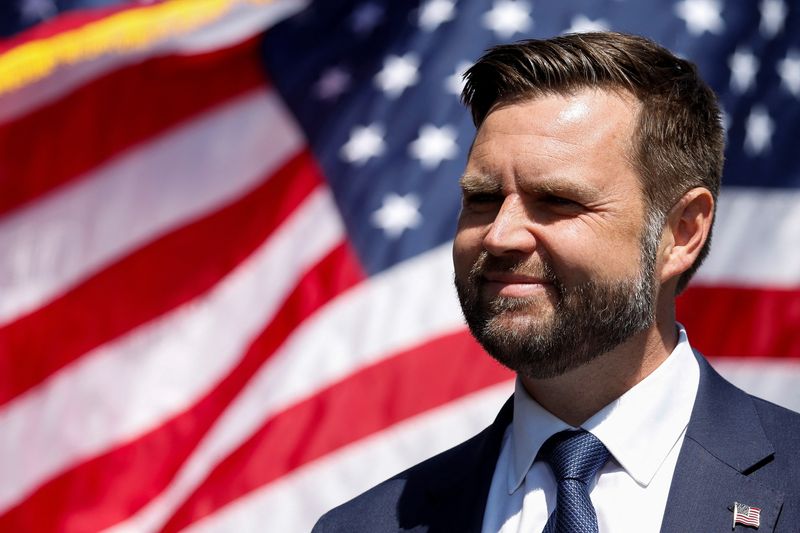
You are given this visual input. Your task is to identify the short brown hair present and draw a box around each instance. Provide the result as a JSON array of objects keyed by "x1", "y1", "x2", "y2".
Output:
[{"x1": 462, "y1": 32, "x2": 724, "y2": 293}]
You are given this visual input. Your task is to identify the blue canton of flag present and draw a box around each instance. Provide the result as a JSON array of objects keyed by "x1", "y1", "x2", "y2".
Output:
[
  {"x1": 262, "y1": 0, "x2": 799, "y2": 276},
  {"x1": 262, "y1": 0, "x2": 800, "y2": 360}
]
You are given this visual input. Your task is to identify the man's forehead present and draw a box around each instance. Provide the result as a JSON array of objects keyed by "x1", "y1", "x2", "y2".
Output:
[
  {"x1": 461, "y1": 87, "x2": 644, "y2": 202},
  {"x1": 467, "y1": 87, "x2": 640, "y2": 163},
  {"x1": 491, "y1": 87, "x2": 636, "y2": 123}
]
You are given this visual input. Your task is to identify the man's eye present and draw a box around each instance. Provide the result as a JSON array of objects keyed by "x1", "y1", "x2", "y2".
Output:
[
  {"x1": 543, "y1": 195, "x2": 581, "y2": 208},
  {"x1": 463, "y1": 192, "x2": 501, "y2": 205}
]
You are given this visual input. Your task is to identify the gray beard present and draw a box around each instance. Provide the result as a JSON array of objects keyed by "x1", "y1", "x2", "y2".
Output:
[{"x1": 454, "y1": 240, "x2": 658, "y2": 379}]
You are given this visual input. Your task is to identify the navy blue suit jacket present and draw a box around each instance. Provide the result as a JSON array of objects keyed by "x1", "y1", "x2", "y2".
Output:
[{"x1": 313, "y1": 355, "x2": 800, "y2": 532}]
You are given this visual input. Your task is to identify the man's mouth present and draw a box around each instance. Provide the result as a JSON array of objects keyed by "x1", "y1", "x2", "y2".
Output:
[{"x1": 481, "y1": 272, "x2": 552, "y2": 298}]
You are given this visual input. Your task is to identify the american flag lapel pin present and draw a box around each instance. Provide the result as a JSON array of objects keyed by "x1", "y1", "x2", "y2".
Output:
[{"x1": 732, "y1": 501, "x2": 761, "y2": 529}]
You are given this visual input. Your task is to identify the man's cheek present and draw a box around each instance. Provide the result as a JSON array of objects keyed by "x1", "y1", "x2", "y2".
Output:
[{"x1": 452, "y1": 236, "x2": 476, "y2": 279}]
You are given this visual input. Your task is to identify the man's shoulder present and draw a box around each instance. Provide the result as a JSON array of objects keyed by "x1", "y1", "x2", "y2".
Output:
[
  {"x1": 750, "y1": 394, "x2": 800, "y2": 438},
  {"x1": 694, "y1": 356, "x2": 800, "y2": 465},
  {"x1": 749, "y1": 394, "x2": 800, "y2": 483},
  {"x1": 705, "y1": 358, "x2": 800, "y2": 451},
  {"x1": 312, "y1": 401, "x2": 512, "y2": 533},
  {"x1": 311, "y1": 433, "x2": 475, "y2": 532},
  {"x1": 735, "y1": 393, "x2": 800, "y2": 533}
]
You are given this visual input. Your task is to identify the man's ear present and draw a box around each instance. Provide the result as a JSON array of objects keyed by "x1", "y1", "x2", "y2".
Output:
[{"x1": 658, "y1": 187, "x2": 714, "y2": 284}]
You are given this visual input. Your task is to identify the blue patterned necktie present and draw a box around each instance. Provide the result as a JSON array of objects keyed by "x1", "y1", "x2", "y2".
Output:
[{"x1": 538, "y1": 430, "x2": 610, "y2": 533}]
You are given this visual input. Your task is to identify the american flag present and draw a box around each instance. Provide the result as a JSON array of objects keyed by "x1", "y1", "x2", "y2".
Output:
[
  {"x1": 734, "y1": 502, "x2": 762, "y2": 528},
  {"x1": 0, "y1": 0, "x2": 797, "y2": 531}
]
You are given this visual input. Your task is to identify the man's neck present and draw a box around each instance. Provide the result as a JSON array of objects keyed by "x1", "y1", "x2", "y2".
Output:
[{"x1": 519, "y1": 317, "x2": 679, "y2": 427}]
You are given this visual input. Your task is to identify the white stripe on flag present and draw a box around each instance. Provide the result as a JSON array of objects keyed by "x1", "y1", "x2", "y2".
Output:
[
  {"x1": 711, "y1": 358, "x2": 800, "y2": 413},
  {"x1": 115, "y1": 381, "x2": 514, "y2": 533},
  {"x1": 696, "y1": 187, "x2": 800, "y2": 287},
  {"x1": 0, "y1": 188, "x2": 343, "y2": 513},
  {"x1": 170, "y1": 0, "x2": 309, "y2": 54},
  {"x1": 0, "y1": 88, "x2": 303, "y2": 325},
  {"x1": 102, "y1": 242, "x2": 467, "y2": 533}
]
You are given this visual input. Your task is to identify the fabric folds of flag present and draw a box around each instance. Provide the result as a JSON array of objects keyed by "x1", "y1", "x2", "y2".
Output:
[{"x1": 0, "y1": 0, "x2": 798, "y2": 531}]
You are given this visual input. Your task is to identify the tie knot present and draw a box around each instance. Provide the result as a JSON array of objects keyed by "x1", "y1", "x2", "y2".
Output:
[{"x1": 538, "y1": 430, "x2": 609, "y2": 484}]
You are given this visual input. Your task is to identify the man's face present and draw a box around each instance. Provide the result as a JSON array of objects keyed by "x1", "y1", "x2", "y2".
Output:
[{"x1": 453, "y1": 88, "x2": 660, "y2": 379}]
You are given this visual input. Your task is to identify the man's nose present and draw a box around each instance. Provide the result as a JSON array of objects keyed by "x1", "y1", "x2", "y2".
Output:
[{"x1": 482, "y1": 195, "x2": 537, "y2": 256}]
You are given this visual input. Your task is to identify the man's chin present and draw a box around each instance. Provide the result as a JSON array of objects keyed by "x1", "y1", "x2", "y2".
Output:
[
  {"x1": 486, "y1": 310, "x2": 552, "y2": 330},
  {"x1": 482, "y1": 296, "x2": 556, "y2": 322}
]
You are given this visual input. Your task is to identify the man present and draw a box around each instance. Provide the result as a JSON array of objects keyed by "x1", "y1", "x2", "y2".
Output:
[{"x1": 313, "y1": 32, "x2": 800, "y2": 532}]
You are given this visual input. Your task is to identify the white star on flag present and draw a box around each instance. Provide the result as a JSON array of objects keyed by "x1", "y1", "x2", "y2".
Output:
[
  {"x1": 409, "y1": 125, "x2": 459, "y2": 169},
  {"x1": 565, "y1": 15, "x2": 609, "y2": 34},
  {"x1": 777, "y1": 50, "x2": 800, "y2": 97},
  {"x1": 445, "y1": 61, "x2": 473, "y2": 95},
  {"x1": 374, "y1": 53, "x2": 420, "y2": 98},
  {"x1": 371, "y1": 193, "x2": 423, "y2": 238},
  {"x1": 418, "y1": 0, "x2": 456, "y2": 31},
  {"x1": 19, "y1": 0, "x2": 58, "y2": 23},
  {"x1": 314, "y1": 67, "x2": 352, "y2": 100},
  {"x1": 350, "y1": 2, "x2": 384, "y2": 35},
  {"x1": 674, "y1": 0, "x2": 724, "y2": 36},
  {"x1": 744, "y1": 106, "x2": 774, "y2": 155},
  {"x1": 759, "y1": 0, "x2": 787, "y2": 38},
  {"x1": 340, "y1": 124, "x2": 387, "y2": 165},
  {"x1": 729, "y1": 48, "x2": 759, "y2": 93},
  {"x1": 483, "y1": 0, "x2": 532, "y2": 39}
]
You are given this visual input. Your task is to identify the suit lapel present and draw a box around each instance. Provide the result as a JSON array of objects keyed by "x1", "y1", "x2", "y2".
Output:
[
  {"x1": 420, "y1": 397, "x2": 513, "y2": 532},
  {"x1": 660, "y1": 355, "x2": 784, "y2": 533},
  {"x1": 412, "y1": 354, "x2": 786, "y2": 532}
]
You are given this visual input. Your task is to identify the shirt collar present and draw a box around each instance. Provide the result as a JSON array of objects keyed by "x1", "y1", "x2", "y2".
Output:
[{"x1": 508, "y1": 325, "x2": 700, "y2": 493}]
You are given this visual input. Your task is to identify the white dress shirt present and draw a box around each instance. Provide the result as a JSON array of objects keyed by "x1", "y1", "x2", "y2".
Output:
[{"x1": 481, "y1": 326, "x2": 700, "y2": 533}]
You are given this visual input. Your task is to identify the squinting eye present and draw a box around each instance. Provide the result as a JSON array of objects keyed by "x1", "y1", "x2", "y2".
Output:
[
  {"x1": 543, "y1": 195, "x2": 580, "y2": 208},
  {"x1": 463, "y1": 192, "x2": 502, "y2": 205}
]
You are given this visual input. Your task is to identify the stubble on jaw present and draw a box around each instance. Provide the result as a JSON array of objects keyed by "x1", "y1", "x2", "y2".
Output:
[{"x1": 454, "y1": 245, "x2": 657, "y2": 379}]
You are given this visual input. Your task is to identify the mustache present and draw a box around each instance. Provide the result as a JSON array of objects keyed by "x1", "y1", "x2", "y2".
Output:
[{"x1": 468, "y1": 252, "x2": 558, "y2": 284}]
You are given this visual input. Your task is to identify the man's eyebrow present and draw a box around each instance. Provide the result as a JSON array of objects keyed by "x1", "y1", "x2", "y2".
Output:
[
  {"x1": 459, "y1": 173, "x2": 598, "y2": 198},
  {"x1": 459, "y1": 174, "x2": 501, "y2": 194},
  {"x1": 523, "y1": 178, "x2": 598, "y2": 198}
]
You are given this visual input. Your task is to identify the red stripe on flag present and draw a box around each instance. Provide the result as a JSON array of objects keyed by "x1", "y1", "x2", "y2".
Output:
[
  {"x1": 159, "y1": 330, "x2": 511, "y2": 533},
  {"x1": 677, "y1": 285, "x2": 800, "y2": 357},
  {"x1": 0, "y1": 149, "x2": 320, "y2": 407},
  {"x1": 0, "y1": 243, "x2": 365, "y2": 533},
  {"x1": 0, "y1": 35, "x2": 266, "y2": 215}
]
